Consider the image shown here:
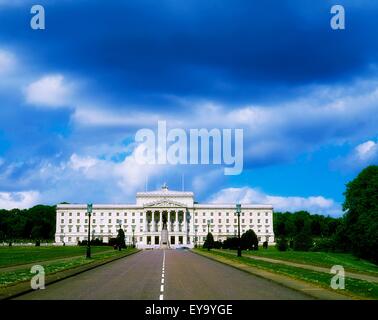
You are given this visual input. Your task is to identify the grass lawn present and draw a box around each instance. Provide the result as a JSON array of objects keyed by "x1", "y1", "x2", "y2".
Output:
[
  {"x1": 226, "y1": 246, "x2": 378, "y2": 276},
  {"x1": 0, "y1": 246, "x2": 112, "y2": 268},
  {"x1": 196, "y1": 248, "x2": 378, "y2": 300},
  {"x1": 0, "y1": 247, "x2": 138, "y2": 288}
]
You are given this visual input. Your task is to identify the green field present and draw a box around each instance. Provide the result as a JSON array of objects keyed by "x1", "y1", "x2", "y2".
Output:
[
  {"x1": 196, "y1": 248, "x2": 378, "y2": 300},
  {"x1": 0, "y1": 246, "x2": 138, "y2": 290},
  {"x1": 240, "y1": 247, "x2": 378, "y2": 276},
  {"x1": 0, "y1": 246, "x2": 112, "y2": 268}
]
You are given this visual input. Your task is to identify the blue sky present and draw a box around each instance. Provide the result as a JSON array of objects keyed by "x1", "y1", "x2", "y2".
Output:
[{"x1": 0, "y1": 0, "x2": 377, "y2": 216}]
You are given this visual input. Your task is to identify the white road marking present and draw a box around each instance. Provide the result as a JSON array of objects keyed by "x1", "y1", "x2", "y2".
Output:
[{"x1": 159, "y1": 250, "x2": 166, "y2": 300}]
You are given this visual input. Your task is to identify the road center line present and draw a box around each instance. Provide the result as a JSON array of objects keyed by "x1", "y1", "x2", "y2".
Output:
[{"x1": 159, "y1": 250, "x2": 166, "y2": 300}]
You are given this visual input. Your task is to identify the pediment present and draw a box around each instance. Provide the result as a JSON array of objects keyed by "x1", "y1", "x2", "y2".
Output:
[{"x1": 143, "y1": 199, "x2": 187, "y2": 209}]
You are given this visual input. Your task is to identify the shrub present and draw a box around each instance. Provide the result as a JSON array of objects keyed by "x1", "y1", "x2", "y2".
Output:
[
  {"x1": 222, "y1": 237, "x2": 239, "y2": 250},
  {"x1": 241, "y1": 229, "x2": 258, "y2": 250},
  {"x1": 293, "y1": 231, "x2": 313, "y2": 251},
  {"x1": 276, "y1": 237, "x2": 288, "y2": 251},
  {"x1": 203, "y1": 232, "x2": 214, "y2": 250}
]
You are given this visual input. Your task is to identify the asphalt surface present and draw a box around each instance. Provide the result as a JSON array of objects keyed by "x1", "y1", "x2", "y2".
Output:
[{"x1": 15, "y1": 249, "x2": 312, "y2": 300}]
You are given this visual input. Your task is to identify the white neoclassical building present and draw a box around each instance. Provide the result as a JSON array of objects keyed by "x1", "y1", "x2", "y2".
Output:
[{"x1": 55, "y1": 185, "x2": 275, "y2": 248}]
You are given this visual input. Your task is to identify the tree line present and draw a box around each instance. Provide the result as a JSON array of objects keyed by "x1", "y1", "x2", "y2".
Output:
[
  {"x1": 0, "y1": 166, "x2": 376, "y2": 263},
  {"x1": 0, "y1": 205, "x2": 56, "y2": 242},
  {"x1": 203, "y1": 165, "x2": 378, "y2": 265}
]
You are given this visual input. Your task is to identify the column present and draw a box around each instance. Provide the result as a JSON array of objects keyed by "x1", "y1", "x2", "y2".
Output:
[
  {"x1": 144, "y1": 210, "x2": 147, "y2": 234},
  {"x1": 175, "y1": 211, "x2": 179, "y2": 232},
  {"x1": 183, "y1": 210, "x2": 187, "y2": 244}
]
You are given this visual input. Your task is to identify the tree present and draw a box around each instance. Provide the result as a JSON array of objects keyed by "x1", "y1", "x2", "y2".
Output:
[
  {"x1": 293, "y1": 230, "x2": 313, "y2": 251},
  {"x1": 343, "y1": 165, "x2": 378, "y2": 263},
  {"x1": 241, "y1": 229, "x2": 258, "y2": 250},
  {"x1": 116, "y1": 228, "x2": 126, "y2": 249},
  {"x1": 203, "y1": 232, "x2": 214, "y2": 251}
]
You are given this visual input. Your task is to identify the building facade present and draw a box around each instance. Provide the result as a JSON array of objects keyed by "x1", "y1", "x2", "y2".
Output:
[{"x1": 55, "y1": 185, "x2": 275, "y2": 248}]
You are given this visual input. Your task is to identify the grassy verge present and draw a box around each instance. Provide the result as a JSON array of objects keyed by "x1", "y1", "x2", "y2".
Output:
[
  {"x1": 0, "y1": 248, "x2": 138, "y2": 288},
  {"x1": 195, "y1": 248, "x2": 378, "y2": 300},
  {"x1": 237, "y1": 247, "x2": 378, "y2": 276},
  {"x1": 0, "y1": 246, "x2": 113, "y2": 268}
]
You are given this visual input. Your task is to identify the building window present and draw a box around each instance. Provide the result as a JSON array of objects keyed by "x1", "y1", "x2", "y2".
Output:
[
  {"x1": 93, "y1": 219, "x2": 96, "y2": 223},
  {"x1": 132, "y1": 212, "x2": 135, "y2": 216},
  {"x1": 61, "y1": 219, "x2": 64, "y2": 223},
  {"x1": 265, "y1": 219, "x2": 268, "y2": 223},
  {"x1": 77, "y1": 219, "x2": 80, "y2": 223},
  {"x1": 61, "y1": 212, "x2": 64, "y2": 216},
  {"x1": 69, "y1": 212, "x2": 72, "y2": 216},
  {"x1": 258, "y1": 219, "x2": 260, "y2": 223},
  {"x1": 69, "y1": 219, "x2": 72, "y2": 223}
]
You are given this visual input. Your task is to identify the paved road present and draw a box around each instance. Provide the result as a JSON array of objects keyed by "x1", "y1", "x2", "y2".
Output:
[{"x1": 16, "y1": 250, "x2": 312, "y2": 300}]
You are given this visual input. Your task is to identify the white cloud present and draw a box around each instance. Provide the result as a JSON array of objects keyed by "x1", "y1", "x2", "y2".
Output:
[
  {"x1": 66, "y1": 145, "x2": 169, "y2": 197},
  {"x1": 332, "y1": 139, "x2": 378, "y2": 171},
  {"x1": 0, "y1": 191, "x2": 40, "y2": 210},
  {"x1": 68, "y1": 79, "x2": 378, "y2": 168},
  {"x1": 355, "y1": 140, "x2": 378, "y2": 160},
  {"x1": 25, "y1": 74, "x2": 73, "y2": 107},
  {"x1": 0, "y1": 49, "x2": 16, "y2": 74},
  {"x1": 208, "y1": 187, "x2": 342, "y2": 216}
]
